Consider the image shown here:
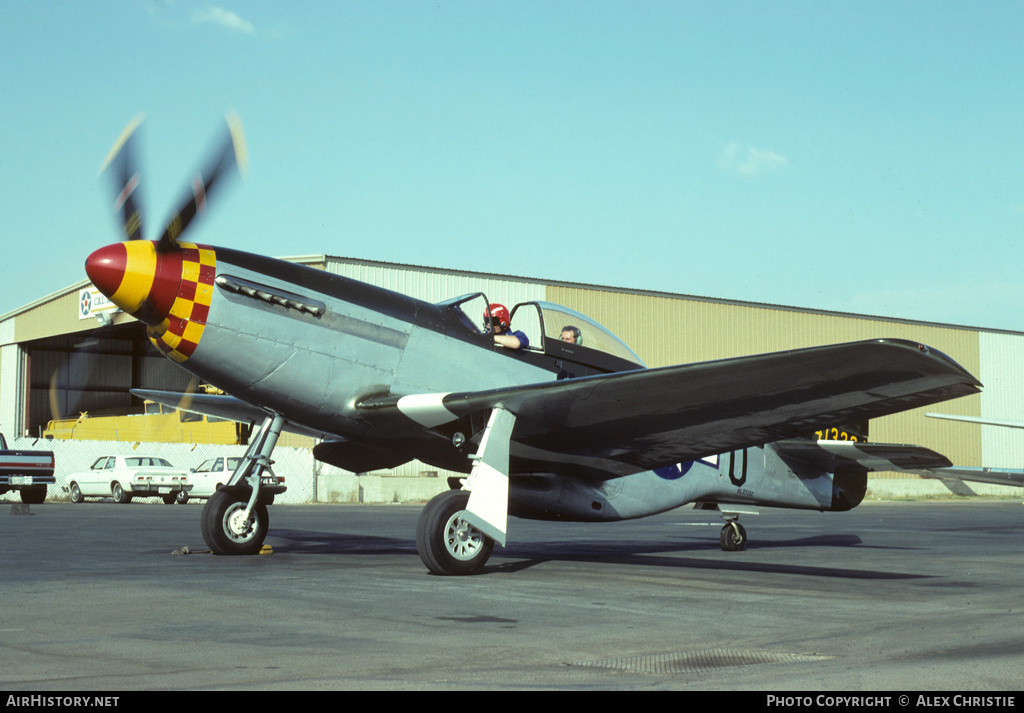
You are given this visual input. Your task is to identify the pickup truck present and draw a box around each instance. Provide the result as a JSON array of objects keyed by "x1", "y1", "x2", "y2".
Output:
[{"x1": 0, "y1": 433, "x2": 56, "y2": 504}]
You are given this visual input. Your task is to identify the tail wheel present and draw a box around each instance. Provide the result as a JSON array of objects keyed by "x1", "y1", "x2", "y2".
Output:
[
  {"x1": 416, "y1": 489, "x2": 494, "y2": 575},
  {"x1": 720, "y1": 522, "x2": 747, "y2": 551},
  {"x1": 201, "y1": 489, "x2": 269, "y2": 555}
]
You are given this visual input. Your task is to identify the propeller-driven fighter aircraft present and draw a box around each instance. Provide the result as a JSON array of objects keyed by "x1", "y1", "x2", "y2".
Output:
[{"x1": 84, "y1": 117, "x2": 983, "y2": 574}]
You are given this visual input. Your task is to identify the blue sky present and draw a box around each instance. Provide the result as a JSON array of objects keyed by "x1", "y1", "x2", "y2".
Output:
[{"x1": 3, "y1": 1, "x2": 1024, "y2": 331}]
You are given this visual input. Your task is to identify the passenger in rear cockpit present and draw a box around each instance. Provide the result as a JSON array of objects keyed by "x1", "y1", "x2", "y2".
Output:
[
  {"x1": 557, "y1": 325, "x2": 582, "y2": 380},
  {"x1": 560, "y1": 325, "x2": 581, "y2": 345}
]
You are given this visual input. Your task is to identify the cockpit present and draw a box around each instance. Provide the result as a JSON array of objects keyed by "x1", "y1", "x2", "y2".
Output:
[{"x1": 440, "y1": 293, "x2": 645, "y2": 378}]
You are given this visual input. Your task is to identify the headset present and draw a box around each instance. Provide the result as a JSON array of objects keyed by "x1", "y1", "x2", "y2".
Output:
[{"x1": 560, "y1": 325, "x2": 582, "y2": 345}]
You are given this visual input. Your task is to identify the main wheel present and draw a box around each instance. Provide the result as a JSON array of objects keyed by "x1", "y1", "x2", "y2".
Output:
[
  {"x1": 720, "y1": 522, "x2": 747, "y2": 551},
  {"x1": 416, "y1": 489, "x2": 494, "y2": 575},
  {"x1": 201, "y1": 489, "x2": 269, "y2": 556}
]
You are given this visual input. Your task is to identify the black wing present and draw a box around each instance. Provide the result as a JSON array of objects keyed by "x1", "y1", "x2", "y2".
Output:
[{"x1": 367, "y1": 339, "x2": 980, "y2": 477}]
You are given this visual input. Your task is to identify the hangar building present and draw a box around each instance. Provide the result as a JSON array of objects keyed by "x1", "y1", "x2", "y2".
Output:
[{"x1": 2, "y1": 255, "x2": 1023, "y2": 500}]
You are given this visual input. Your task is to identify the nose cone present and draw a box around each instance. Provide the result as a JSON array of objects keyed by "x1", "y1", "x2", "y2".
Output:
[
  {"x1": 84, "y1": 240, "x2": 217, "y2": 364},
  {"x1": 85, "y1": 241, "x2": 180, "y2": 325},
  {"x1": 85, "y1": 243, "x2": 138, "y2": 305}
]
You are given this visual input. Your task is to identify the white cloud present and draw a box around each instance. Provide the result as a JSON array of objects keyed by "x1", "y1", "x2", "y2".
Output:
[
  {"x1": 191, "y1": 7, "x2": 256, "y2": 35},
  {"x1": 719, "y1": 142, "x2": 788, "y2": 177}
]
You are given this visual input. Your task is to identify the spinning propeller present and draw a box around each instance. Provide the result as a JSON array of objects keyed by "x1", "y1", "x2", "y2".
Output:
[
  {"x1": 54, "y1": 116, "x2": 248, "y2": 422},
  {"x1": 99, "y1": 113, "x2": 248, "y2": 252},
  {"x1": 86, "y1": 114, "x2": 246, "y2": 327}
]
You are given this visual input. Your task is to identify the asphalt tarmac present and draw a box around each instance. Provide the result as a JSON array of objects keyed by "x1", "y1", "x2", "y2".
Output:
[{"x1": 2, "y1": 498, "x2": 1023, "y2": 692}]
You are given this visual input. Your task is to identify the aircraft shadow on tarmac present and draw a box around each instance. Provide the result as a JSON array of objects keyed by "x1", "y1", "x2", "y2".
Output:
[
  {"x1": 268, "y1": 528, "x2": 931, "y2": 581},
  {"x1": 269, "y1": 529, "x2": 416, "y2": 556}
]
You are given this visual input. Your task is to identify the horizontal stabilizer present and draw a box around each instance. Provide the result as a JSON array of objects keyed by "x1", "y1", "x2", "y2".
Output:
[
  {"x1": 775, "y1": 440, "x2": 953, "y2": 473},
  {"x1": 927, "y1": 413, "x2": 1024, "y2": 430},
  {"x1": 918, "y1": 467, "x2": 1024, "y2": 489}
]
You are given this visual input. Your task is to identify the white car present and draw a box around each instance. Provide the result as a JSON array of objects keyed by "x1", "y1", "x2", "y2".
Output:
[
  {"x1": 177, "y1": 455, "x2": 285, "y2": 503},
  {"x1": 67, "y1": 455, "x2": 191, "y2": 504},
  {"x1": 184, "y1": 456, "x2": 241, "y2": 500}
]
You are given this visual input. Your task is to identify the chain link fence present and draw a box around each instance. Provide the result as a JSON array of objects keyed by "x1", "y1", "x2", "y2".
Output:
[
  {"x1": 2, "y1": 437, "x2": 457, "y2": 504},
  {"x1": 2, "y1": 437, "x2": 315, "y2": 503}
]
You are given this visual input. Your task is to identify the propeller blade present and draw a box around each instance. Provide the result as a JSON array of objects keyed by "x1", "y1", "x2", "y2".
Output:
[
  {"x1": 156, "y1": 112, "x2": 247, "y2": 251},
  {"x1": 47, "y1": 329, "x2": 115, "y2": 422},
  {"x1": 100, "y1": 114, "x2": 146, "y2": 242}
]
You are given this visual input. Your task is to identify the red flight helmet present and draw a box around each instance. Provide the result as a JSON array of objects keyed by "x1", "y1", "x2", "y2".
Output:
[{"x1": 485, "y1": 303, "x2": 510, "y2": 330}]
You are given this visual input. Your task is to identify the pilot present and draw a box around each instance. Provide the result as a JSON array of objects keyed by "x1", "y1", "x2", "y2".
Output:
[
  {"x1": 485, "y1": 303, "x2": 529, "y2": 350},
  {"x1": 560, "y1": 325, "x2": 582, "y2": 345}
]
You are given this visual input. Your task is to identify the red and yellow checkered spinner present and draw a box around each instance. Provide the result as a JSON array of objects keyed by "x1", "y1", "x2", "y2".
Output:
[{"x1": 85, "y1": 240, "x2": 216, "y2": 362}]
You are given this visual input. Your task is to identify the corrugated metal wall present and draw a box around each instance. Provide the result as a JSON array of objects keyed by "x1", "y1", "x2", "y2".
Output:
[
  {"x1": 978, "y1": 332, "x2": 1024, "y2": 467},
  {"x1": 326, "y1": 260, "x2": 547, "y2": 311},
  {"x1": 14, "y1": 290, "x2": 92, "y2": 343}
]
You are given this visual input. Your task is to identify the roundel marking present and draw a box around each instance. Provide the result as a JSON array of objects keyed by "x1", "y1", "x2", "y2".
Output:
[{"x1": 654, "y1": 461, "x2": 695, "y2": 481}]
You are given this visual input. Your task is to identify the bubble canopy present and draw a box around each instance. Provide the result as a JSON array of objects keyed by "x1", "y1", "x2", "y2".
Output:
[
  {"x1": 510, "y1": 301, "x2": 645, "y2": 368},
  {"x1": 441, "y1": 293, "x2": 645, "y2": 374}
]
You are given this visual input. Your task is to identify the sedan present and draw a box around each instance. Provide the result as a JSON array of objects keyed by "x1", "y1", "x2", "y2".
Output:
[
  {"x1": 67, "y1": 455, "x2": 191, "y2": 504},
  {"x1": 177, "y1": 456, "x2": 284, "y2": 503}
]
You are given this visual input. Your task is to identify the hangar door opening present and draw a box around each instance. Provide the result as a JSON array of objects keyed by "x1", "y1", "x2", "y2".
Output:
[{"x1": 24, "y1": 321, "x2": 196, "y2": 438}]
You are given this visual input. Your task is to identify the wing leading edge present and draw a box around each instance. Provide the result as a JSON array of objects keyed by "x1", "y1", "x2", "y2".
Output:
[{"x1": 367, "y1": 339, "x2": 980, "y2": 476}]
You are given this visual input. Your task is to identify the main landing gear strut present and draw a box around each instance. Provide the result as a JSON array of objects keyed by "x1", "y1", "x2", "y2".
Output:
[
  {"x1": 416, "y1": 407, "x2": 516, "y2": 575},
  {"x1": 201, "y1": 414, "x2": 287, "y2": 555}
]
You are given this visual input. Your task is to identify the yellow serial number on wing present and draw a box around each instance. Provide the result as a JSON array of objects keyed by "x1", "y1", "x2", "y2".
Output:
[{"x1": 815, "y1": 428, "x2": 861, "y2": 442}]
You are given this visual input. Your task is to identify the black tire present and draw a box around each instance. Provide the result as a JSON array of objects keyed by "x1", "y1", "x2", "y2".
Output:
[
  {"x1": 416, "y1": 489, "x2": 494, "y2": 575},
  {"x1": 201, "y1": 489, "x2": 269, "y2": 556},
  {"x1": 176, "y1": 490, "x2": 189, "y2": 504},
  {"x1": 20, "y1": 485, "x2": 47, "y2": 504},
  {"x1": 69, "y1": 482, "x2": 84, "y2": 504},
  {"x1": 162, "y1": 494, "x2": 176, "y2": 505},
  {"x1": 111, "y1": 482, "x2": 132, "y2": 504},
  {"x1": 720, "y1": 522, "x2": 747, "y2": 552}
]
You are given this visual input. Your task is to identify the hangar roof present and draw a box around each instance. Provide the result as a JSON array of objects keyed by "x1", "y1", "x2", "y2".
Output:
[{"x1": 3, "y1": 253, "x2": 1021, "y2": 345}]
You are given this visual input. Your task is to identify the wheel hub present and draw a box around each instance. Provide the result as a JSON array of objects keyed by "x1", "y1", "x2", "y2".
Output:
[
  {"x1": 445, "y1": 512, "x2": 485, "y2": 561},
  {"x1": 224, "y1": 504, "x2": 256, "y2": 541}
]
